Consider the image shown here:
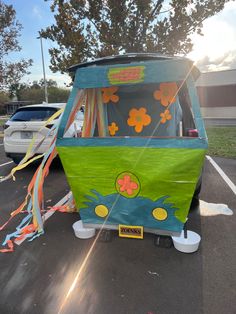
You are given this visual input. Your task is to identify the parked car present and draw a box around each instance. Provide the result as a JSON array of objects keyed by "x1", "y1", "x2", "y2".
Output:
[{"x1": 3, "y1": 103, "x2": 84, "y2": 164}]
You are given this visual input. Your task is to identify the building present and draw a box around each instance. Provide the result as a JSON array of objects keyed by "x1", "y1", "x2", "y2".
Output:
[
  {"x1": 196, "y1": 69, "x2": 236, "y2": 124},
  {"x1": 4, "y1": 101, "x2": 32, "y2": 115}
]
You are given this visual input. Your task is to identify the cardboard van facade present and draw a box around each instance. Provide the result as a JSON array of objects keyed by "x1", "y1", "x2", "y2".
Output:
[{"x1": 56, "y1": 54, "x2": 208, "y2": 236}]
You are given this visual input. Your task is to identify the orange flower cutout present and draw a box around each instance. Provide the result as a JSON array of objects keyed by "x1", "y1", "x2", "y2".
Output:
[
  {"x1": 153, "y1": 82, "x2": 178, "y2": 107},
  {"x1": 160, "y1": 109, "x2": 172, "y2": 124},
  {"x1": 117, "y1": 175, "x2": 138, "y2": 196},
  {"x1": 127, "y1": 107, "x2": 151, "y2": 133},
  {"x1": 108, "y1": 122, "x2": 119, "y2": 136},
  {"x1": 101, "y1": 86, "x2": 119, "y2": 104}
]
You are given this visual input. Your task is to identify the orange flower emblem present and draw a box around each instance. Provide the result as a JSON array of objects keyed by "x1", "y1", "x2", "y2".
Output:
[
  {"x1": 117, "y1": 175, "x2": 138, "y2": 196},
  {"x1": 160, "y1": 109, "x2": 172, "y2": 124},
  {"x1": 127, "y1": 107, "x2": 151, "y2": 133},
  {"x1": 101, "y1": 86, "x2": 119, "y2": 104},
  {"x1": 153, "y1": 82, "x2": 178, "y2": 107},
  {"x1": 116, "y1": 172, "x2": 140, "y2": 198},
  {"x1": 108, "y1": 122, "x2": 119, "y2": 136}
]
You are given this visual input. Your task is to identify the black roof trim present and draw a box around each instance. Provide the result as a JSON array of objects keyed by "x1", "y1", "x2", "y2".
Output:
[{"x1": 68, "y1": 53, "x2": 190, "y2": 72}]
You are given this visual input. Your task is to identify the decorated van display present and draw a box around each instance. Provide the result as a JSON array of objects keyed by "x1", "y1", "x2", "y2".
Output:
[{"x1": 56, "y1": 53, "x2": 208, "y2": 238}]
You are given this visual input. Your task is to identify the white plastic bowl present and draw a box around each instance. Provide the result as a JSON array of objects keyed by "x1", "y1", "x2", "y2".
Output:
[
  {"x1": 72, "y1": 220, "x2": 95, "y2": 239},
  {"x1": 172, "y1": 230, "x2": 201, "y2": 253}
]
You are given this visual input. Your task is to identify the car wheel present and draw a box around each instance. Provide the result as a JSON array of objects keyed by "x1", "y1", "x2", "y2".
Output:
[
  {"x1": 12, "y1": 156, "x2": 22, "y2": 164},
  {"x1": 154, "y1": 235, "x2": 173, "y2": 248},
  {"x1": 190, "y1": 178, "x2": 202, "y2": 209}
]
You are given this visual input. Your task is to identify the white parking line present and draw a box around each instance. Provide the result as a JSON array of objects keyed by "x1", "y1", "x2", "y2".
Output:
[
  {"x1": 0, "y1": 161, "x2": 13, "y2": 168},
  {"x1": 0, "y1": 144, "x2": 4, "y2": 146},
  {"x1": 206, "y1": 155, "x2": 236, "y2": 195}
]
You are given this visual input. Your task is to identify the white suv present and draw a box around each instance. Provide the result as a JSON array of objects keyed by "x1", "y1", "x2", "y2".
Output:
[{"x1": 3, "y1": 103, "x2": 84, "y2": 163}]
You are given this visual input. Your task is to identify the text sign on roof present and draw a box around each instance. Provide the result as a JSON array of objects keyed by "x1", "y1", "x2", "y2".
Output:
[{"x1": 108, "y1": 66, "x2": 145, "y2": 85}]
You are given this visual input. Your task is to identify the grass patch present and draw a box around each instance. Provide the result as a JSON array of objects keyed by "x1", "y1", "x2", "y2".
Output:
[
  {"x1": 0, "y1": 117, "x2": 9, "y2": 132},
  {"x1": 0, "y1": 117, "x2": 8, "y2": 125},
  {"x1": 206, "y1": 126, "x2": 236, "y2": 159}
]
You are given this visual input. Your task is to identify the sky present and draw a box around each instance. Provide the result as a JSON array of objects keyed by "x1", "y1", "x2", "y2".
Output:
[{"x1": 3, "y1": 0, "x2": 236, "y2": 87}]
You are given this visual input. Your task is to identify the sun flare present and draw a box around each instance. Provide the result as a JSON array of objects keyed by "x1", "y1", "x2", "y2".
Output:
[{"x1": 188, "y1": 1, "x2": 236, "y2": 71}]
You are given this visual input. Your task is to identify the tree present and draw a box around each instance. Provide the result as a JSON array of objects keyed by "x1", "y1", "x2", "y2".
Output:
[
  {"x1": 17, "y1": 80, "x2": 70, "y2": 104},
  {"x1": 47, "y1": 86, "x2": 70, "y2": 103},
  {"x1": 0, "y1": 1, "x2": 32, "y2": 90},
  {"x1": 0, "y1": 91, "x2": 10, "y2": 114},
  {"x1": 39, "y1": 78, "x2": 58, "y2": 88},
  {"x1": 8, "y1": 82, "x2": 27, "y2": 99},
  {"x1": 41, "y1": 0, "x2": 231, "y2": 74},
  {"x1": 18, "y1": 87, "x2": 45, "y2": 104},
  {"x1": 29, "y1": 79, "x2": 57, "y2": 90}
]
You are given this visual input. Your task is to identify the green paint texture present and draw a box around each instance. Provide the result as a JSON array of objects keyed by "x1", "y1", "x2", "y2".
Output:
[{"x1": 57, "y1": 146, "x2": 206, "y2": 223}]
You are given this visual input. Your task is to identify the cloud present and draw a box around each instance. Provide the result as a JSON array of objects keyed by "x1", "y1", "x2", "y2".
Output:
[
  {"x1": 194, "y1": 50, "x2": 236, "y2": 72},
  {"x1": 32, "y1": 5, "x2": 43, "y2": 20},
  {"x1": 47, "y1": 73, "x2": 72, "y2": 87},
  {"x1": 188, "y1": 0, "x2": 236, "y2": 71}
]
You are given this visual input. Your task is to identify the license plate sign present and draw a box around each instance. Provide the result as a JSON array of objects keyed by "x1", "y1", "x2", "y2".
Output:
[
  {"x1": 119, "y1": 224, "x2": 143, "y2": 239},
  {"x1": 21, "y1": 131, "x2": 33, "y2": 139}
]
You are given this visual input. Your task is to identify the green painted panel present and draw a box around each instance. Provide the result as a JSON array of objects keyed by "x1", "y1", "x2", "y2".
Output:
[{"x1": 57, "y1": 146, "x2": 205, "y2": 229}]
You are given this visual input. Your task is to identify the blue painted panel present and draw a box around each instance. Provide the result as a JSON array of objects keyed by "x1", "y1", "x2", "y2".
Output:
[
  {"x1": 73, "y1": 59, "x2": 191, "y2": 89},
  {"x1": 80, "y1": 193, "x2": 183, "y2": 232},
  {"x1": 186, "y1": 76, "x2": 208, "y2": 140},
  {"x1": 57, "y1": 137, "x2": 208, "y2": 149}
]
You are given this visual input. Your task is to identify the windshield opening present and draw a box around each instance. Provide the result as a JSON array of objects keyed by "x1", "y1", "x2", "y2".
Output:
[{"x1": 79, "y1": 82, "x2": 196, "y2": 138}]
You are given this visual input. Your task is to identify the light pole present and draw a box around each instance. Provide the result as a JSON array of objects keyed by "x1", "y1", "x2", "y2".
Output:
[{"x1": 37, "y1": 33, "x2": 48, "y2": 103}]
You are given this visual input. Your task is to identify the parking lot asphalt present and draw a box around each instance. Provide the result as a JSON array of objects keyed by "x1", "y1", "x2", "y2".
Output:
[{"x1": 0, "y1": 139, "x2": 235, "y2": 314}]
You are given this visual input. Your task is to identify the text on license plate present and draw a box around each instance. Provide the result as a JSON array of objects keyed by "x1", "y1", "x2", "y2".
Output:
[{"x1": 119, "y1": 224, "x2": 143, "y2": 239}]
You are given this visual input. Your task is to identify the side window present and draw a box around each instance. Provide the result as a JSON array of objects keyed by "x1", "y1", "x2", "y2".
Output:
[{"x1": 178, "y1": 84, "x2": 196, "y2": 136}]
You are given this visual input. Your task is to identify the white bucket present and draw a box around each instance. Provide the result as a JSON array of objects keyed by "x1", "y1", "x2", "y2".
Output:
[
  {"x1": 72, "y1": 220, "x2": 95, "y2": 239},
  {"x1": 172, "y1": 230, "x2": 201, "y2": 253}
]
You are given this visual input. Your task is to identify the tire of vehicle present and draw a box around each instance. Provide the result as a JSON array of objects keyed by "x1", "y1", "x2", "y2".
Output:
[
  {"x1": 154, "y1": 235, "x2": 173, "y2": 248},
  {"x1": 12, "y1": 156, "x2": 22, "y2": 164},
  {"x1": 190, "y1": 178, "x2": 202, "y2": 209}
]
